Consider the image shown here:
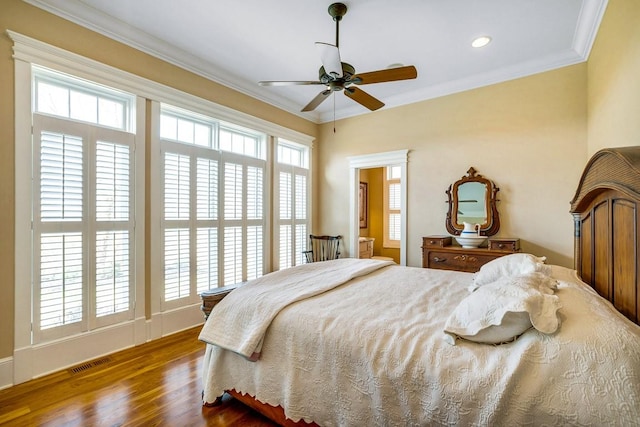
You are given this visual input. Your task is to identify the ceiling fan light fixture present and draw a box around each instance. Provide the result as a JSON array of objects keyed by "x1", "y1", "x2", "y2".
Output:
[
  {"x1": 471, "y1": 36, "x2": 492, "y2": 48},
  {"x1": 259, "y1": 2, "x2": 417, "y2": 113}
]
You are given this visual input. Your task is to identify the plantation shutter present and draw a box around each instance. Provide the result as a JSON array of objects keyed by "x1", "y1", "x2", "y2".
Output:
[
  {"x1": 279, "y1": 171, "x2": 293, "y2": 268},
  {"x1": 221, "y1": 161, "x2": 265, "y2": 285},
  {"x1": 294, "y1": 173, "x2": 308, "y2": 265},
  {"x1": 223, "y1": 162, "x2": 243, "y2": 285},
  {"x1": 33, "y1": 130, "x2": 86, "y2": 336},
  {"x1": 384, "y1": 166, "x2": 402, "y2": 248},
  {"x1": 246, "y1": 165, "x2": 264, "y2": 281},
  {"x1": 196, "y1": 158, "x2": 219, "y2": 294},
  {"x1": 160, "y1": 106, "x2": 267, "y2": 306},
  {"x1": 33, "y1": 113, "x2": 135, "y2": 343},
  {"x1": 39, "y1": 232, "x2": 84, "y2": 330},
  {"x1": 274, "y1": 139, "x2": 310, "y2": 270},
  {"x1": 388, "y1": 181, "x2": 401, "y2": 241},
  {"x1": 163, "y1": 152, "x2": 191, "y2": 301},
  {"x1": 94, "y1": 141, "x2": 132, "y2": 320}
]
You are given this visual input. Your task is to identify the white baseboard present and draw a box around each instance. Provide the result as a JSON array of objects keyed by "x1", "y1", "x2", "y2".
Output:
[
  {"x1": 13, "y1": 319, "x2": 141, "y2": 384},
  {"x1": 10, "y1": 304, "x2": 204, "y2": 386},
  {"x1": 159, "y1": 302, "x2": 206, "y2": 336},
  {"x1": 0, "y1": 357, "x2": 13, "y2": 390}
]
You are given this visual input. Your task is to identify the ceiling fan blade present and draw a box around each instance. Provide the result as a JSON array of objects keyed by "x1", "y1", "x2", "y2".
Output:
[
  {"x1": 352, "y1": 65, "x2": 417, "y2": 85},
  {"x1": 315, "y1": 42, "x2": 343, "y2": 78},
  {"x1": 259, "y1": 80, "x2": 324, "y2": 86},
  {"x1": 344, "y1": 87, "x2": 384, "y2": 111},
  {"x1": 301, "y1": 89, "x2": 333, "y2": 112}
]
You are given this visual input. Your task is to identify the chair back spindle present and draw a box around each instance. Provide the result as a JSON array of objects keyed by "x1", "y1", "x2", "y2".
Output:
[{"x1": 303, "y1": 234, "x2": 342, "y2": 263}]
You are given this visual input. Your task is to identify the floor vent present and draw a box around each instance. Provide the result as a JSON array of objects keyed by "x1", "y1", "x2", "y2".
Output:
[{"x1": 68, "y1": 356, "x2": 113, "y2": 374}]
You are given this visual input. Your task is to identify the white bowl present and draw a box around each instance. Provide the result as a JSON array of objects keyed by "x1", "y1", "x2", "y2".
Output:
[{"x1": 454, "y1": 235, "x2": 487, "y2": 248}]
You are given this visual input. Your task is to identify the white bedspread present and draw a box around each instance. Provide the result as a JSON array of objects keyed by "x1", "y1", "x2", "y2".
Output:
[
  {"x1": 199, "y1": 258, "x2": 393, "y2": 359},
  {"x1": 201, "y1": 262, "x2": 640, "y2": 426}
]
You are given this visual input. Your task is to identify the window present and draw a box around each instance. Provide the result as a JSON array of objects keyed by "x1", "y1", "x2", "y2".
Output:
[
  {"x1": 12, "y1": 31, "x2": 315, "y2": 382},
  {"x1": 159, "y1": 105, "x2": 267, "y2": 306},
  {"x1": 383, "y1": 165, "x2": 401, "y2": 248},
  {"x1": 34, "y1": 67, "x2": 135, "y2": 130},
  {"x1": 275, "y1": 139, "x2": 310, "y2": 269},
  {"x1": 31, "y1": 67, "x2": 137, "y2": 343}
]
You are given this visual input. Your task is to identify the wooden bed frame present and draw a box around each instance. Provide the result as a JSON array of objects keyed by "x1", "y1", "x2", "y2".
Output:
[
  {"x1": 214, "y1": 146, "x2": 640, "y2": 425},
  {"x1": 570, "y1": 146, "x2": 640, "y2": 325}
]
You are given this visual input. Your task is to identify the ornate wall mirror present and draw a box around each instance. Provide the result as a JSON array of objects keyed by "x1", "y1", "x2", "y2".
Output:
[{"x1": 445, "y1": 167, "x2": 500, "y2": 236}]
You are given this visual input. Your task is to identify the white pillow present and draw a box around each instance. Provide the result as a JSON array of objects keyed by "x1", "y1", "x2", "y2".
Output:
[
  {"x1": 471, "y1": 253, "x2": 551, "y2": 289},
  {"x1": 444, "y1": 272, "x2": 561, "y2": 345}
]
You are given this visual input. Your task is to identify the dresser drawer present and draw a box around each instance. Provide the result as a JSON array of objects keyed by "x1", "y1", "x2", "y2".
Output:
[
  {"x1": 488, "y1": 238, "x2": 520, "y2": 252},
  {"x1": 427, "y1": 250, "x2": 502, "y2": 273},
  {"x1": 422, "y1": 235, "x2": 452, "y2": 248}
]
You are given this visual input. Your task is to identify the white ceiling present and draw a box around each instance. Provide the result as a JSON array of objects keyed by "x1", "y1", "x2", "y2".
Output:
[{"x1": 25, "y1": 0, "x2": 608, "y2": 123}]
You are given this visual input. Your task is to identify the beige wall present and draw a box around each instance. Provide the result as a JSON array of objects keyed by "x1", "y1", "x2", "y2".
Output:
[
  {"x1": 0, "y1": 0, "x2": 318, "y2": 359},
  {"x1": 318, "y1": 64, "x2": 588, "y2": 269},
  {"x1": 314, "y1": 0, "x2": 640, "y2": 272},
  {"x1": 588, "y1": 0, "x2": 640, "y2": 154}
]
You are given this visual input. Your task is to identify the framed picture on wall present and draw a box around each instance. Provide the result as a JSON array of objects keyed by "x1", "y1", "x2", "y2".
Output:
[{"x1": 359, "y1": 182, "x2": 368, "y2": 229}]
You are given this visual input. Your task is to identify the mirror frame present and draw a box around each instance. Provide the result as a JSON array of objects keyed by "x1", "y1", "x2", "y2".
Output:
[{"x1": 445, "y1": 167, "x2": 500, "y2": 236}]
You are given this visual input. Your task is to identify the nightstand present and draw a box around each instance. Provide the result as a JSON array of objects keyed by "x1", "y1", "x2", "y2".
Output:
[{"x1": 200, "y1": 284, "x2": 239, "y2": 320}]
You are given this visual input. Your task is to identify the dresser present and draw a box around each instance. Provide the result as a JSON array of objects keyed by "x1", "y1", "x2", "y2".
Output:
[
  {"x1": 358, "y1": 237, "x2": 374, "y2": 259},
  {"x1": 422, "y1": 236, "x2": 520, "y2": 273}
]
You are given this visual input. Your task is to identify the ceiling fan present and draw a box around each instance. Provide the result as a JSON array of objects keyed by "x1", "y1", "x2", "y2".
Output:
[{"x1": 259, "y1": 2, "x2": 418, "y2": 112}]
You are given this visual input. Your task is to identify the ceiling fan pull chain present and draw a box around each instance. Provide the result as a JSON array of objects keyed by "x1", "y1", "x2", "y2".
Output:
[{"x1": 333, "y1": 93, "x2": 336, "y2": 133}]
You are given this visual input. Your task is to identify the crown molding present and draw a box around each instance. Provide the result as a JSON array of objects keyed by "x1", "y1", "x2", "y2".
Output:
[
  {"x1": 23, "y1": 0, "x2": 607, "y2": 125},
  {"x1": 573, "y1": 0, "x2": 609, "y2": 60},
  {"x1": 319, "y1": 47, "x2": 588, "y2": 123}
]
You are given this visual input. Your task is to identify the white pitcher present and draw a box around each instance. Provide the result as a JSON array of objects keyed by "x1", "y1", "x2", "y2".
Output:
[{"x1": 461, "y1": 222, "x2": 481, "y2": 236}]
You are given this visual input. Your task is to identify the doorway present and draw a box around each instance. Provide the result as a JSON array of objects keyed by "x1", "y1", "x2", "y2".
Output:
[
  {"x1": 348, "y1": 150, "x2": 408, "y2": 265},
  {"x1": 359, "y1": 167, "x2": 400, "y2": 263}
]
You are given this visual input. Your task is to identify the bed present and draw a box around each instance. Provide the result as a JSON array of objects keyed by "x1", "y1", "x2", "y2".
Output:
[{"x1": 199, "y1": 147, "x2": 640, "y2": 426}]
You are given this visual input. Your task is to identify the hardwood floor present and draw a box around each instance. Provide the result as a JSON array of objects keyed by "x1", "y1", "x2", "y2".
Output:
[{"x1": 0, "y1": 327, "x2": 277, "y2": 426}]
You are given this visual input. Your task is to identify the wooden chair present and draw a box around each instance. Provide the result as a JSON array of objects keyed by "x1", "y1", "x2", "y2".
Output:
[{"x1": 303, "y1": 235, "x2": 342, "y2": 263}]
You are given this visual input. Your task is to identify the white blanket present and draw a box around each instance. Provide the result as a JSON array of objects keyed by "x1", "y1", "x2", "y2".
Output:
[
  {"x1": 201, "y1": 262, "x2": 640, "y2": 426},
  {"x1": 198, "y1": 258, "x2": 393, "y2": 360}
]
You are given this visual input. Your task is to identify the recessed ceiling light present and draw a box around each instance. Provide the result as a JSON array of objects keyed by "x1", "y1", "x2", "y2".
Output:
[{"x1": 471, "y1": 36, "x2": 492, "y2": 48}]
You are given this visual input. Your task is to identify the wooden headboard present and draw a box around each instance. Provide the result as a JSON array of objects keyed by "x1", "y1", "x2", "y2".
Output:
[{"x1": 570, "y1": 146, "x2": 640, "y2": 325}]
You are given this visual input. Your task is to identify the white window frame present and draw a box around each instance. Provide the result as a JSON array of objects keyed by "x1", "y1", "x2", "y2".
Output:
[
  {"x1": 32, "y1": 112, "x2": 137, "y2": 344},
  {"x1": 383, "y1": 166, "x2": 402, "y2": 249},
  {"x1": 12, "y1": 31, "x2": 146, "y2": 383},
  {"x1": 157, "y1": 103, "x2": 269, "y2": 311},
  {"x1": 274, "y1": 138, "x2": 311, "y2": 270},
  {"x1": 148, "y1": 96, "x2": 313, "y2": 331}
]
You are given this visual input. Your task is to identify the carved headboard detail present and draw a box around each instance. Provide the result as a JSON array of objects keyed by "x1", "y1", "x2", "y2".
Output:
[{"x1": 570, "y1": 147, "x2": 640, "y2": 325}]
